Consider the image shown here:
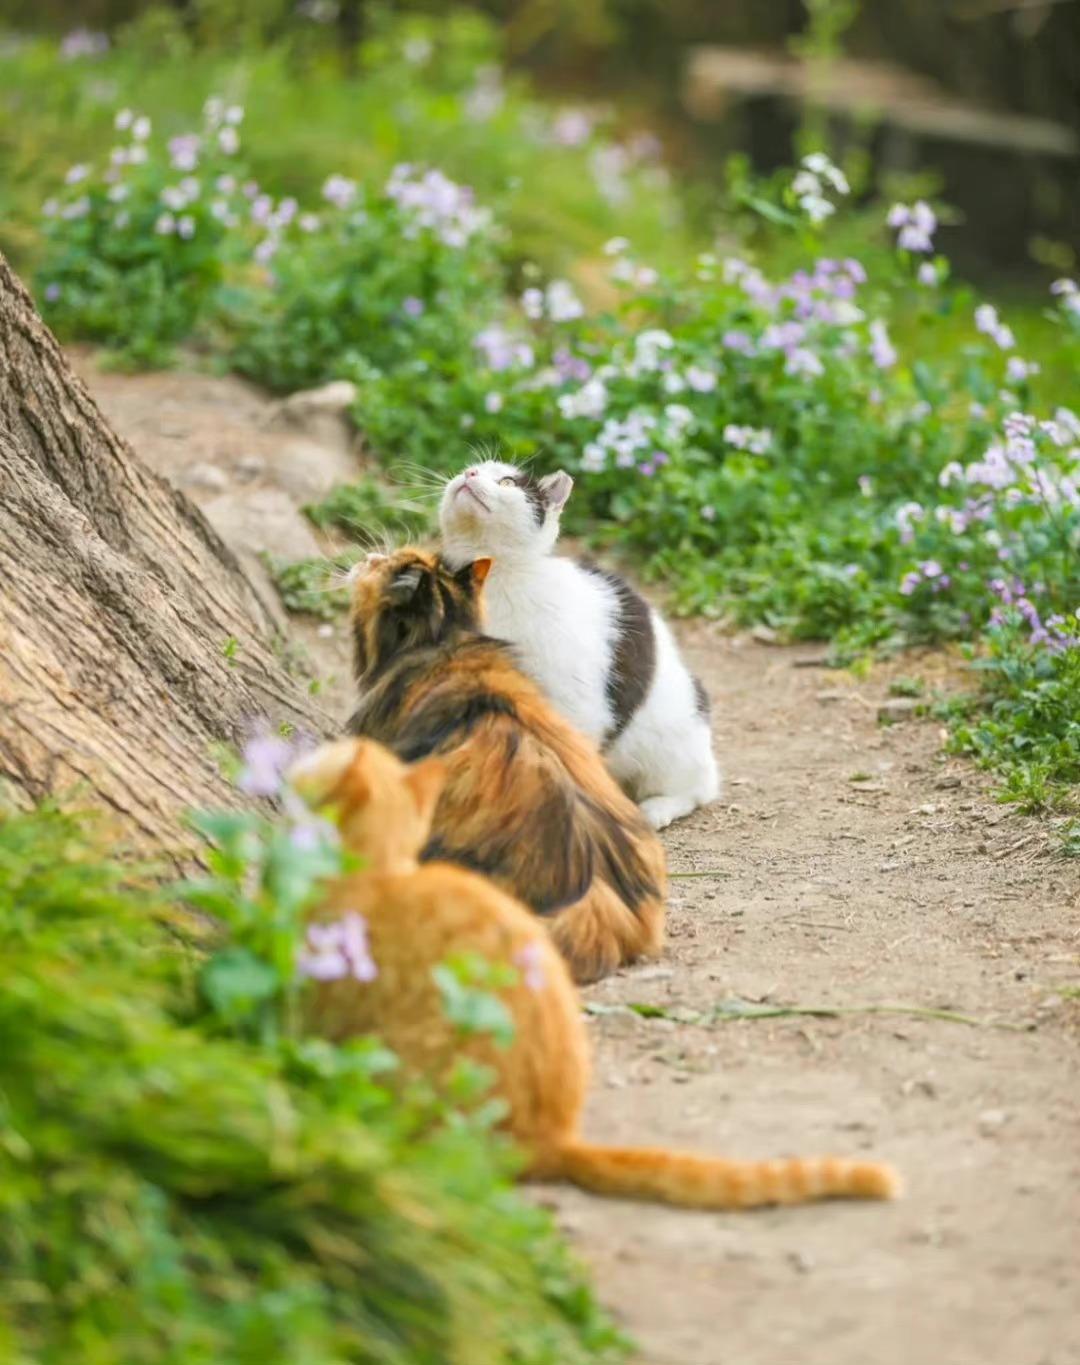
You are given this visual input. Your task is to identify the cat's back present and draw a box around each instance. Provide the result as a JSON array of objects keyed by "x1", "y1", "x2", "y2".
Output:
[{"x1": 314, "y1": 863, "x2": 588, "y2": 1115}]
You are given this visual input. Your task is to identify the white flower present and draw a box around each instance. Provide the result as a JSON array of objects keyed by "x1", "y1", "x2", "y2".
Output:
[
  {"x1": 521, "y1": 286, "x2": 544, "y2": 320},
  {"x1": 298, "y1": 212, "x2": 321, "y2": 232},
  {"x1": 60, "y1": 196, "x2": 90, "y2": 220},
  {"x1": 177, "y1": 214, "x2": 196, "y2": 239},
  {"x1": 128, "y1": 145, "x2": 147, "y2": 165},
  {"x1": 218, "y1": 126, "x2": 240, "y2": 155},
  {"x1": 203, "y1": 96, "x2": 224, "y2": 126},
  {"x1": 557, "y1": 377, "x2": 608, "y2": 420},
  {"x1": 132, "y1": 116, "x2": 151, "y2": 141},
  {"x1": 546, "y1": 279, "x2": 584, "y2": 323},
  {"x1": 1005, "y1": 356, "x2": 1039, "y2": 384},
  {"x1": 42, "y1": 197, "x2": 58, "y2": 217},
  {"x1": 685, "y1": 364, "x2": 717, "y2": 393},
  {"x1": 663, "y1": 372, "x2": 686, "y2": 394},
  {"x1": 114, "y1": 108, "x2": 133, "y2": 130},
  {"x1": 484, "y1": 391, "x2": 504, "y2": 414},
  {"x1": 603, "y1": 236, "x2": 629, "y2": 255},
  {"x1": 581, "y1": 442, "x2": 607, "y2": 472},
  {"x1": 611, "y1": 256, "x2": 635, "y2": 282},
  {"x1": 65, "y1": 164, "x2": 89, "y2": 185},
  {"x1": 917, "y1": 262, "x2": 938, "y2": 287},
  {"x1": 107, "y1": 183, "x2": 128, "y2": 203},
  {"x1": 635, "y1": 266, "x2": 659, "y2": 288},
  {"x1": 155, "y1": 212, "x2": 176, "y2": 235},
  {"x1": 113, "y1": 210, "x2": 130, "y2": 229},
  {"x1": 225, "y1": 104, "x2": 244, "y2": 124}
]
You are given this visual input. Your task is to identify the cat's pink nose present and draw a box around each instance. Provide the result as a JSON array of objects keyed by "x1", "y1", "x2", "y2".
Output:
[{"x1": 464, "y1": 468, "x2": 478, "y2": 480}]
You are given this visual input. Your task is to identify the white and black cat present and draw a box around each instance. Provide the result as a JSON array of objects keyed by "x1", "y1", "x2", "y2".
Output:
[{"x1": 439, "y1": 459, "x2": 720, "y2": 829}]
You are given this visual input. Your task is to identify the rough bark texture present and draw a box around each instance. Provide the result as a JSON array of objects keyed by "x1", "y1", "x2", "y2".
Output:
[{"x1": 0, "y1": 252, "x2": 331, "y2": 852}]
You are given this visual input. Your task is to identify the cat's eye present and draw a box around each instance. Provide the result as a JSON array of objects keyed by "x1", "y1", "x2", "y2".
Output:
[{"x1": 498, "y1": 476, "x2": 517, "y2": 487}]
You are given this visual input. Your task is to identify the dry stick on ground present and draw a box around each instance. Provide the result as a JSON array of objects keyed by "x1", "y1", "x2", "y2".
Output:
[{"x1": 0, "y1": 251, "x2": 330, "y2": 854}]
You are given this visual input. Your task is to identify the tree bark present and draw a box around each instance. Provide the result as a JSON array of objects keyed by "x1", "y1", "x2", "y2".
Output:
[{"x1": 0, "y1": 252, "x2": 331, "y2": 854}]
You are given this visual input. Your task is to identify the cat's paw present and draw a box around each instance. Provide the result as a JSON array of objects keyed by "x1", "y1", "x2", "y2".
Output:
[{"x1": 639, "y1": 793, "x2": 698, "y2": 830}]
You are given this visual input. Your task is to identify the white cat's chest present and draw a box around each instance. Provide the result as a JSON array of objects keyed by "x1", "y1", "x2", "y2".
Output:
[{"x1": 484, "y1": 559, "x2": 616, "y2": 742}]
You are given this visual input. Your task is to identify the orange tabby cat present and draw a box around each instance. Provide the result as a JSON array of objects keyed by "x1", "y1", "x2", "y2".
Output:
[
  {"x1": 288, "y1": 737, "x2": 900, "y2": 1210},
  {"x1": 344, "y1": 547, "x2": 666, "y2": 984}
]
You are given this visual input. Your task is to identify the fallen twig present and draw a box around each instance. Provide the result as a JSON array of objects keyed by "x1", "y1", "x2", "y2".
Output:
[{"x1": 584, "y1": 997, "x2": 1031, "y2": 1031}]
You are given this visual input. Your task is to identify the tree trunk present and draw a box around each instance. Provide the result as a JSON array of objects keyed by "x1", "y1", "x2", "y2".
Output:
[{"x1": 0, "y1": 252, "x2": 331, "y2": 854}]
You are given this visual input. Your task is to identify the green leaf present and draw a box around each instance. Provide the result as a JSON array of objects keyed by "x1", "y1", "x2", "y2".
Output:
[{"x1": 200, "y1": 947, "x2": 280, "y2": 1022}]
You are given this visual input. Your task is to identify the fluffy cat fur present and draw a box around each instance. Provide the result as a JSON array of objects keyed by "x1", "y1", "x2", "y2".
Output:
[
  {"x1": 345, "y1": 546, "x2": 665, "y2": 983},
  {"x1": 288, "y1": 737, "x2": 901, "y2": 1210},
  {"x1": 439, "y1": 459, "x2": 720, "y2": 830}
]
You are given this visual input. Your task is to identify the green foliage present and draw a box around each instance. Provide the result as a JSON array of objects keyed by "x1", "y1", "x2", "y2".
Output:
[
  {"x1": 304, "y1": 481, "x2": 434, "y2": 544},
  {"x1": 0, "y1": 798, "x2": 628, "y2": 1364},
  {"x1": 946, "y1": 619, "x2": 1080, "y2": 825},
  {"x1": 267, "y1": 555, "x2": 352, "y2": 620}
]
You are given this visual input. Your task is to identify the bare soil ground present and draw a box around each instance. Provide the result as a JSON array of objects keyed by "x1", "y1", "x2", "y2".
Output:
[{"x1": 81, "y1": 356, "x2": 1080, "y2": 1365}]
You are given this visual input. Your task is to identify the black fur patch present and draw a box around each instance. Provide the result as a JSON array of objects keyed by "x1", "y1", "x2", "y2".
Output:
[
  {"x1": 513, "y1": 471, "x2": 547, "y2": 527},
  {"x1": 580, "y1": 563, "x2": 657, "y2": 746},
  {"x1": 692, "y1": 674, "x2": 710, "y2": 719}
]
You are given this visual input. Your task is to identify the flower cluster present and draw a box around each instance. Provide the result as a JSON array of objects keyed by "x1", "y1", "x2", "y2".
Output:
[
  {"x1": 297, "y1": 913, "x2": 378, "y2": 983},
  {"x1": 791, "y1": 153, "x2": 850, "y2": 225},
  {"x1": 522, "y1": 279, "x2": 585, "y2": 323},
  {"x1": 384, "y1": 164, "x2": 492, "y2": 247},
  {"x1": 887, "y1": 200, "x2": 937, "y2": 254}
]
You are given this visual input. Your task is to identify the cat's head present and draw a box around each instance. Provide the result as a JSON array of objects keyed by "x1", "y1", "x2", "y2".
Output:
[
  {"x1": 439, "y1": 460, "x2": 573, "y2": 559},
  {"x1": 288, "y1": 737, "x2": 445, "y2": 865},
  {"x1": 348, "y1": 546, "x2": 493, "y2": 683}
]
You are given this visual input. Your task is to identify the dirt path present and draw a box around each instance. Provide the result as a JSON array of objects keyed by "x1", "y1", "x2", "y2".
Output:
[{"x1": 80, "y1": 357, "x2": 1080, "y2": 1365}]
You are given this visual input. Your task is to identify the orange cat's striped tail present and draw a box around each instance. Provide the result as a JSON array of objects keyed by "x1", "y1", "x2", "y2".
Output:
[{"x1": 537, "y1": 1141, "x2": 900, "y2": 1209}]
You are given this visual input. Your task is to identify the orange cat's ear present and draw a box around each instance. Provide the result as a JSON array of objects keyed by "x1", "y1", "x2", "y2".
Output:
[
  {"x1": 403, "y1": 755, "x2": 447, "y2": 829},
  {"x1": 470, "y1": 558, "x2": 493, "y2": 588},
  {"x1": 286, "y1": 738, "x2": 364, "y2": 811}
]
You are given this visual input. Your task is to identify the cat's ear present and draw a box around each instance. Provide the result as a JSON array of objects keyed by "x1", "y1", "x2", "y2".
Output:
[
  {"x1": 386, "y1": 564, "x2": 424, "y2": 605},
  {"x1": 539, "y1": 470, "x2": 573, "y2": 513},
  {"x1": 453, "y1": 558, "x2": 493, "y2": 594},
  {"x1": 403, "y1": 755, "x2": 446, "y2": 829},
  {"x1": 286, "y1": 738, "x2": 364, "y2": 810}
]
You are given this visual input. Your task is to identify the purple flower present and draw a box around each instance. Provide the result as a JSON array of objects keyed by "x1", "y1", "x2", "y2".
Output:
[
  {"x1": 889, "y1": 200, "x2": 937, "y2": 253},
  {"x1": 785, "y1": 347, "x2": 825, "y2": 379},
  {"x1": 553, "y1": 347, "x2": 591, "y2": 384},
  {"x1": 177, "y1": 215, "x2": 196, "y2": 240},
  {"x1": 899, "y1": 572, "x2": 921, "y2": 596},
  {"x1": 237, "y1": 732, "x2": 293, "y2": 797},
  {"x1": 44, "y1": 283, "x2": 61, "y2": 303},
  {"x1": 638, "y1": 461, "x2": 657, "y2": 477},
  {"x1": 65, "y1": 164, "x2": 89, "y2": 186},
  {"x1": 721, "y1": 330, "x2": 754, "y2": 356},
  {"x1": 685, "y1": 364, "x2": 717, "y2": 393},
  {"x1": 514, "y1": 941, "x2": 546, "y2": 992},
  {"x1": 869, "y1": 319, "x2": 897, "y2": 369},
  {"x1": 60, "y1": 28, "x2": 108, "y2": 60},
  {"x1": 402, "y1": 296, "x2": 425, "y2": 318},
  {"x1": 169, "y1": 134, "x2": 200, "y2": 172},
  {"x1": 551, "y1": 108, "x2": 593, "y2": 147},
  {"x1": 298, "y1": 913, "x2": 377, "y2": 983}
]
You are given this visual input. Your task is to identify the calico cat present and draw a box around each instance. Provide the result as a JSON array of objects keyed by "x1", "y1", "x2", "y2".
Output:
[
  {"x1": 288, "y1": 737, "x2": 901, "y2": 1210},
  {"x1": 345, "y1": 546, "x2": 665, "y2": 983},
  {"x1": 439, "y1": 459, "x2": 720, "y2": 830}
]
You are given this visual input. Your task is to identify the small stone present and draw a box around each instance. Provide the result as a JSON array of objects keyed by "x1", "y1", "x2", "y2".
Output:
[
  {"x1": 316, "y1": 623, "x2": 335, "y2": 639},
  {"x1": 787, "y1": 1250, "x2": 815, "y2": 1274},
  {"x1": 977, "y1": 1108, "x2": 1009, "y2": 1136},
  {"x1": 631, "y1": 965, "x2": 676, "y2": 982},
  {"x1": 815, "y1": 690, "x2": 847, "y2": 703},
  {"x1": 934, "y1": 774, "x2": 963, "y2": 790},
  {"x1": 750, "y1": 624, "x2": 779, "y2": 644},
  {"x1": 274, "y1": 379, "x2": 358, "y2": 417},
  {"x1": 917, "y1": 803, "x2": 939, "y2": 815},
  {"x1": 182, "y1": 462, "x2": 228, "y2": 492},
  {"x1": 878, "y1": 697, "x2": 918, "y2": 723},
  {"x1": 235, "y1": 455, "x2": 264, "y2": 480}
]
